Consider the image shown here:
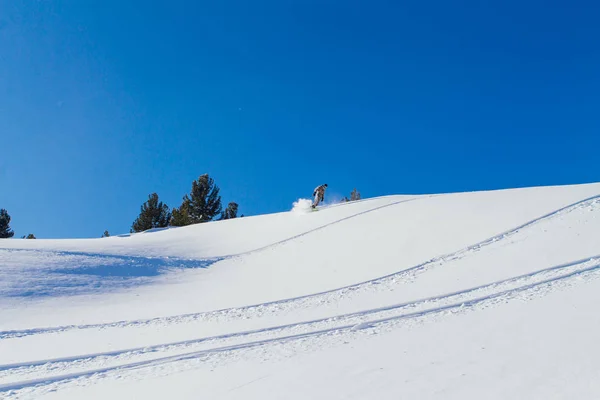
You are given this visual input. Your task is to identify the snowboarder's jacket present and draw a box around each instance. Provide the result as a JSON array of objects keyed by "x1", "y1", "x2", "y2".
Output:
[{"x1": 313, "y1": 184, "x2": 328, "y2": 201}]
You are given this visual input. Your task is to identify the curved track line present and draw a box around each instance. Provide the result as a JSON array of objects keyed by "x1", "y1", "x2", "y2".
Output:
[
  {"x1": 2, "y1": 254, "x2": 598, "y2": 374},
  {"x1": 2, "y1": 194, "x2": 597, "y2": 340},
  {"x1": 226, "y1": 196, "x2": 426, "y2": 258},
  {"x1": 3, "y1": 256, "x2": 600, "y2": 393}
]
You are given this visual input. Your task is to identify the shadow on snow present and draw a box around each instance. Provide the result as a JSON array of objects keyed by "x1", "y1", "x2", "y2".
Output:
[{"x1": 0, "y1": 249, "x2": 221, "y2": 298}]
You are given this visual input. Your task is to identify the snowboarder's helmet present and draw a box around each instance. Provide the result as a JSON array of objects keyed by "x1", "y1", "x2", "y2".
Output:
[{"x1": 324, "y1": 184, "x2": 328, "y2": 187}]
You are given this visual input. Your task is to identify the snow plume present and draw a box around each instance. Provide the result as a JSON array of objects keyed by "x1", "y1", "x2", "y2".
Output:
[
  {"x1": 292, "y1": 198, "x2": 313, "y2": 214},
  {"x1": 323, "y1": 193, "x2": 343, "y2": 205}
]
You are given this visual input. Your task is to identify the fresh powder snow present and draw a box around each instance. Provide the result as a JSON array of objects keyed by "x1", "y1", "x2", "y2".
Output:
[{"x1": 1, "y1": 182, "x2": 600, "y2": 399}]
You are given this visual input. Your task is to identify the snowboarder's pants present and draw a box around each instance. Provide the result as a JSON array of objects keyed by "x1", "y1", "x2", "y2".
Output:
[{"x1": 313, "y1": 193, "x2": 323, "y2": 208}]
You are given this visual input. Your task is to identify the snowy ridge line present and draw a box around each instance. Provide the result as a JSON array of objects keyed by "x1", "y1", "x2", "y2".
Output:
[
  {"x1": 304, "y1": 194, "x2": 409, "y2": 211},
  {"x1": 1, "y1": 194, "x2": 597, "y2": 340},
  {"x1": 2, "y1": 254, "x2": 598, "y2": 376},
  {"x1": 3, "y1": 256, "x2": 600, "y2": 394},
  {"x1": 0, "y1": 197, "x2": 422, "y2": 262}
]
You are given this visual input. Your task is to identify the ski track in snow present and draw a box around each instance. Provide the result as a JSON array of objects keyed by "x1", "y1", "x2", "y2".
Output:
[
  {"x1": 2, "y1": 254, "x2": 599, "y2": 372},
  {"x1": 2, "y1": 255, "x2": 600, "y2": 395},
  {"x1": 227, "y1": 196, "x2": 427, "y2": 258},
  {"x1": 0, "y1": 193, "x2": 599, "y2": 397},
  {"x1": 2, "y1": 194, "x2": 598, "y2": 341}
]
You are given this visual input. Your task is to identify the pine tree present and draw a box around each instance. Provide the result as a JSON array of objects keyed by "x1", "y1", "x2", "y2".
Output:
[
  {"x1": 0, "y1": 209, "x2": 14, "y2": 238},
  {"x1": 23, "y1": 233, "x2": 36, "y2": 239},
  {"x1": 102, "y1": 230, "x2": 110, "y2": 238},
  {"x1": 170, "y1": 201, "x2": 191, "y2": 226},
  {"x1": 350, "y1": 188, "x2": 361, "y2": 201},
  {"x1": 172, "y1": 174, "x2": 222, "y2": 226},
  {"x1": 220, "y1": 202, "x2": 239, "y2": 220},
  {"x1": 131, "y1": 193, "x2": 171, "y2": 233}
]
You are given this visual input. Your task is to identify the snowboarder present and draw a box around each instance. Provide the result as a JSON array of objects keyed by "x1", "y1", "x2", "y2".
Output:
[{"x1": 312, "y1": 184, "x2": 328, "y2": 209}]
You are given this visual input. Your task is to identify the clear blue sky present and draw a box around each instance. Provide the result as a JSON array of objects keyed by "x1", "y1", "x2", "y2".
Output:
[{"x1": 1, "y1": 0, "x2": 599, "y2": 238}]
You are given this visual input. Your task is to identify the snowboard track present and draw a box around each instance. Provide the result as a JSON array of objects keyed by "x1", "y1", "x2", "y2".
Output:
[{"x1": 2, "y1": 254, "x2": 600, "y2": 394}]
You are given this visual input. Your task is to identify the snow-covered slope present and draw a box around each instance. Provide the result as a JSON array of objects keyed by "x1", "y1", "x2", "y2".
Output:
[{"x1": 1, "y1": 182, "x2": 600, "y2": 399}]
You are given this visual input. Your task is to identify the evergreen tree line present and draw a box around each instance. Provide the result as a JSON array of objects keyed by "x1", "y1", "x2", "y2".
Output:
[
  {"x1": 0, "y1": 174, "x2": 240, "y2": 239},
  {"x1": 130, "y1": 173, "x2": 240, "y2": 233}
]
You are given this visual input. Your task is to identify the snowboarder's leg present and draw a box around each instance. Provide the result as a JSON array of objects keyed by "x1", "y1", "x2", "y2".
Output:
[{"x1": 312, "y1": 193, "x2": 320, "y2": 208}]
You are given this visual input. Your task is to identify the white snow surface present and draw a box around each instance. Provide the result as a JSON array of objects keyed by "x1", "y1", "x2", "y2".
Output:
[{"x1": 1, "y1": 183, "x2": 600, "y2": 399}]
